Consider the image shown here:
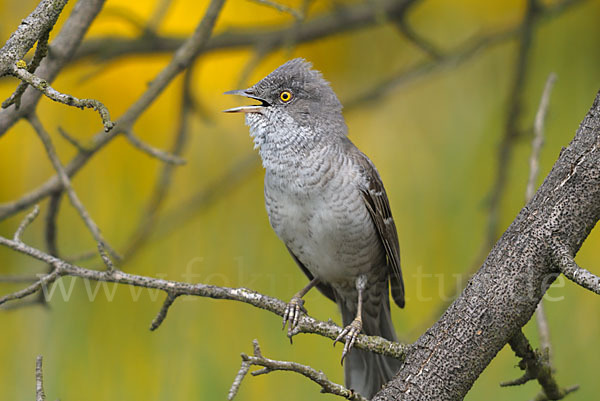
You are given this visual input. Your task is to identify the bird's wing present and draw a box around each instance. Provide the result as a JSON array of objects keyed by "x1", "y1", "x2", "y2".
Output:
[
  {"x1": 354, "y1": 149, "x2": 405, "y2": 308},
  {"x1": 286, "y1": 245, "x2": 337, "y2": 302}
]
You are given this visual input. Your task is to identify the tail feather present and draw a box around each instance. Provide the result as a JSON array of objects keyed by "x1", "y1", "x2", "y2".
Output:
[{"x1": 340, "y1": 297, "x2": 401, "y2": 399}]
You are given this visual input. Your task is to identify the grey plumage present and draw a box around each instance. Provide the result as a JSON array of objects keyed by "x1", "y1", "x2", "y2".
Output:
[{"x1": 225, "y1": 58, "x2": 404, "y2": 399}]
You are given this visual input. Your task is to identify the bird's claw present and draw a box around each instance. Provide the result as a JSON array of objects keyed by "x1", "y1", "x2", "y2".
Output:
[
  {"x1": 282, "y1": 296, "x2": 306, "y2": 333},
  {"x1": 333, "y1": 317, "x2": 363, "y2": 364}
]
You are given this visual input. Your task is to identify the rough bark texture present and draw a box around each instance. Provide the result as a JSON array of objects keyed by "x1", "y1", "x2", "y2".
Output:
[
  {"x1": 373, "y1": 90, "x2": 600, "y2": 400},
  {"x1": 0, "y1": 0, "x2": 106, "y2": 136}
]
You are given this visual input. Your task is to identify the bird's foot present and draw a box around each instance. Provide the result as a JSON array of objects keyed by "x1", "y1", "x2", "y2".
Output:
[
  {"x1": 282, "y1": 296, "x2": 306, "y2": 334},
  {"x1": 334, "y1": 316, "x2": 363, "y2": 364}
]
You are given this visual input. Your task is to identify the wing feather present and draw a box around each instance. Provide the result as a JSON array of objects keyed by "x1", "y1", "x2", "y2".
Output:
[{"x1": 354, "y1": 149, "x2": 405, "y2": 308}]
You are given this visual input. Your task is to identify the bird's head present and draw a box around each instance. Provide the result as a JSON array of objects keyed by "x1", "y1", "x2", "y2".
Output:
[{"x1": 224, "y1": 58, "x2": 347, "y2": 146}]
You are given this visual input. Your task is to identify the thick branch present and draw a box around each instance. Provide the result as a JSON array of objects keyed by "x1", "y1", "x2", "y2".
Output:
[{"x1": 373, "y1": 90, "x2": 600, "y2": 400}]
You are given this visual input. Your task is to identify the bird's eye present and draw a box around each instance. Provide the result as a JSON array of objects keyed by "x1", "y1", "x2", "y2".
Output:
[{"x1": 279, "y1": 90, "x2": 293, "y2": 103}]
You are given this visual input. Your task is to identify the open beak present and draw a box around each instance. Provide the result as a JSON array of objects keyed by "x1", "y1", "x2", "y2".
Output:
[{"x1": 223, "y1": 89, "x2": 270, "y2": 113}]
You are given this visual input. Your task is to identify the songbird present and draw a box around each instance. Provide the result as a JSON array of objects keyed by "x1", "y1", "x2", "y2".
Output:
[{"x1": 224, "y1": 58, "x2": 404, "y2": 399}]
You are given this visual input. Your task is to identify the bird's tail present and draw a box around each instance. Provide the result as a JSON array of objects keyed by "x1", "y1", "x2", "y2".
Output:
[{"x1": 340, "y1": 297, "x2": 401, "y2": 399}]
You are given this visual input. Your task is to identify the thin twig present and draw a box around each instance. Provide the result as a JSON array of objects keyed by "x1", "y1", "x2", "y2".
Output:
[
  {"x1": 147, "y1": 0, "x2": 174, "y2": 32},
  {"x1": 36, "y1": 356, "x2": 46, "y2": 401},
  {"x1": 13, "y1": 205, "x2": 40, "y2": 242},
  {"x1": 529, "y1": 385, "x2": 580, "y2": 401},
  {"x1": 0, "y1": 0, "x2": 226, "y2": 222},
  {"x1": 228, "y1": 360, "x2": 251, "y2": 400},
  {"x1": 229, "y1": 339, "x2": 368, "y2": 401},
  {"x1": 64, "y1": 249, "x2": 99, "y2": 263},
  {"x1": 0, "y1": 0, "x2": 107, "y2": 136},
  {"x1": 487, "y1": 0, "x2": 538, "y2": 249},
  {"x1": 121, "y1": 67, "x2": 195, "y2": 261},
  {"x1": 535, "y1": 303, "x2": 552, "y2": 359},
  {"x1": 0, "y1": 269, "x2": 62, "y2": 307},
  {"x1": 554, "y1": 246, "x2": 600, "y2": 295},
  {"x1": 125, "y1": 130, "x2": 186, "y2": 165},
  {"x1": 527, "y1": 73, "x2": 557, "y2": 201},
  {"x1": 157, "y1": 154, "x2": 259, "y2": 237},
  {"x1": 529, "y1": 73, "x2": 557, "y2": 360},
  {"x1": 0, "y1": 297, "x2": 46, "y2": 311},
  {"x1": 392, "y1": 18, "x2": 441, "y2": 60},
  {"x1": 45, "y1": 191, "x2": 62, "y2": 258},
  {"x1": 10, "y1": 67, "x2": 114, "y2": 132},
  {"x1": 0, "y1": 0, "x2": 583, "y2": 223},
  {"x1": 102, "y1": 6, "x2": 151, "y2": 35},
  {"x1": 97, "y1": 243, "x2": 115, "y2": 272},
  {"x1": 0, "y1": 275, "x2": 40, "y2": 283},
  {"x1": 150, "y1": 292, "x2": 178, "y2": 331},
  {"x1": 2, "y1": 29, "x2": 51, "y2": 109},
  {"x1": 0, "y1": 0, "x2": 68, "y2": 75},
  {"x1": 27, "y1": 114, "x2": 120, "y2": 261},
  {"x1": 0, "y1": 234, "x2": 408, "y2": 361},
  {"x1": 406, "y1": 2, "x2": 568, "y2": 339},
  {"x1": 503, "y1": 331, "x2": 578, "y2": 399},
  {"x1": 249, "y1": 0, "x2": 303, "y2": 20},
  {"x1": 71, "y1": 0, "x2": 418, "y2": 62},
  {"x1": 57, "y1": 126, "x2": 90, "y2": 153}
]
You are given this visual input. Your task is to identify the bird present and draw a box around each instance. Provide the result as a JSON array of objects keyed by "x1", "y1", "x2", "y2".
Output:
[{"x1": 224, "y1": 58, "x2": 404, "y2": 399}]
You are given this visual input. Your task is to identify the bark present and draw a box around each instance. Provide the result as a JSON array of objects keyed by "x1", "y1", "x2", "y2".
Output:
[
  {"x1": 0, "y1": 0, "x2": 106, "y2": 136},
  {"x1": 374, "y1": 90, "x2": 600, "y2": 399}
]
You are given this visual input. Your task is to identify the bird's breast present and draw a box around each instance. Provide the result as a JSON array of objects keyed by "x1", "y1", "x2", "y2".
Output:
[{"x1": 264, "y1": 159, "x2": 384, "y2": 286}]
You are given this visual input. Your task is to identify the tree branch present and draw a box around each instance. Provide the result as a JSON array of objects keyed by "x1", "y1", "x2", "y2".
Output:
[
  {"x1": 530, "y1": 73, "x2": 557, "y2": 364},
  {"x1": 0, "y1": 231, "x2": 408, "y2": 360},
  {"x1": 249, "y1": 0, "x2": 303, "y2": 21},
  {"x1": 554, "y1": 245, "x2": 600, "y2": 294},
  {"x1": 149, "y1": 291, "x2": 178, "y2": 331},
  {"x1": 35, "y1": 356, "x2": 46, "y2": 401},
  {"x1": 124, "y1": 130, "x2": 186, "y2": 165},
  {"x1": 0, "y1": 0, "x2": 225, "y2": 222},
  {"x1": 406, "y1": 1, "x2": 581, "y2": 338},
  {"x1": 503, "y1": 331, "x2": 578, "y2": 399},
  {"x1": 28, "y1": 113, "x2": 119, "y2": 260},
  {"x1": 0, "y1": 0, "x2": 107, "y2": 136},
  {"x1": 2, "y1": 29, "x2": 50, "y2": 109},
  {"x1": 8, "y1": 66, "x2": 114, "y2": 131},
  {"x1": 229, "y1": 339, "x2": 369, "y2": 401},
  {"x1": 373, "y1": 89, "x2": 600, "y2": 400},
  {"x1": 122, "y1": 67, "x2": 195, "y2": 261},
  {"x1": 0, "y1": 0, "x2": 67, "y2": 75},
  {"x1": 73, "y1": 0, "x2": 417, "y2": 62},
  {"x1": 13, "y1": 205, "x2": 39, "y2": 242}
]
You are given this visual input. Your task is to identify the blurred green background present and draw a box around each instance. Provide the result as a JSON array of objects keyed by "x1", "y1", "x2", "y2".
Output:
[{"x1": 1, "y1": 0, "x2": 599, "y2": 400}]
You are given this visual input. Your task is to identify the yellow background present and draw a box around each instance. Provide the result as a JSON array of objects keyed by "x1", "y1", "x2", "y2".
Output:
[{"x1": 1, "y1": 0, "x2": 600, "y2": 400}]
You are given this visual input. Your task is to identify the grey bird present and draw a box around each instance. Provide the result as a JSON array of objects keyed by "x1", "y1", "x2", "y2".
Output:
[{"x1": 224, "y1": 58, "x2": 404, "y2": 399}]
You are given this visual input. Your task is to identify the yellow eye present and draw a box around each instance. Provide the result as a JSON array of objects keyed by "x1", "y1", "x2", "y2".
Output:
[{"x1": 279, "y1": 90, "x2": 293, "y2": 102}]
